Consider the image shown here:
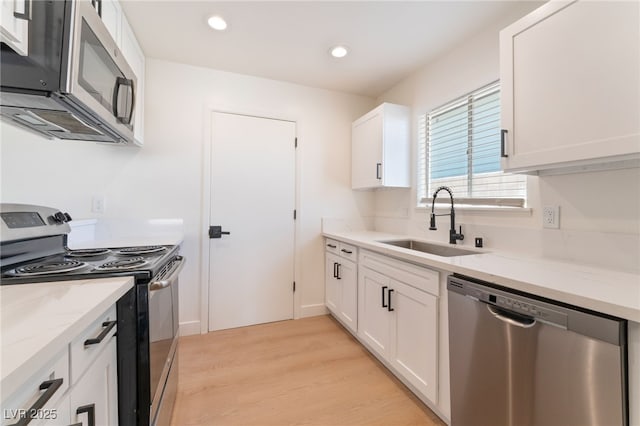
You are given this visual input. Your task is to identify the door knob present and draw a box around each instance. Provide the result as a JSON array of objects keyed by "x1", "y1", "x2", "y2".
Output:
[{"x1": 209, "y1": 225, "x2": 230, "y2": 239}]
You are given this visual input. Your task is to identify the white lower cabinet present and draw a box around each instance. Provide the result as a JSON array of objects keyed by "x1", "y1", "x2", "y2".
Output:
[
  {"x1": 389, "y1": 279, "x2": 438, "y2": 403},
  {"x1": 69, "y1": 337, "x2": 118, "y2": 426},
  {"x1": 1, "y1": 349, "x2": 70, "y2": 426},
  {"x1": 31, "y1": 394, "x2": 71, "y2": 426},
  {"x1": 0, "y1": 0, "x2": 29, "y2": 56},
  {"x1": 325, "y1": 252, "x2": 340, "y2": 314},
  {"x1": 325, "y1": 239, "x2": 358, "y2": 333},
  {"x1": 358, "y1": 267, "x2": 391, "y2": 357},
  {"x1": 358, "y1": 250, "x2": 439, "y2": 405},
  {"x1": 1, "y1": 305, "x2": 118, "y2": 426},
  {"x1": 69, "y1": 306, "x2": 118, "y2": 426}
]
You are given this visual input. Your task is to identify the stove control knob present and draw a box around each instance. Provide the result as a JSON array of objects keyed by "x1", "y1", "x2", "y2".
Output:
[
  {"x1": 64, "y1": 212, "x2": 72, "y2": 222},
  {"x1": 52, "y1": 212, "x2": 66, "y2": 223}
]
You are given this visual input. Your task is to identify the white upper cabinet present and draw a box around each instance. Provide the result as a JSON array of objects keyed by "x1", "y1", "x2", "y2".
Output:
[
  {"x1": 0, "y1": 0, "x2": 30, "y2": 56},
  {"x1": 500, "y1": 0, "x2": 640, "y2": 173},
  {"x1": 352, "y1": 103, "x2": 410, "y2": 189},
  {"x1": 99, "y1": 0, "x2": 145, "y2": 146},
  {"x1": 120, "y1": 14, "x2": 145, "y2": 146},
  {"x1": 101, "y1": 0, "x2": 122, "y2": 44}
]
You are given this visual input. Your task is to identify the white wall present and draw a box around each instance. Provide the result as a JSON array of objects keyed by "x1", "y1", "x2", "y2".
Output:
[
  {"x1": 0, "y1": 60, "x2": 375, "y2": 333},
  {"x1": 374, "y1": 5, "x2": 640, "y2": 273}
]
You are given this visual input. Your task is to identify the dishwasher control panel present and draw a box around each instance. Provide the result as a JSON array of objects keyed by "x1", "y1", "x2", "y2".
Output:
[
  {"x1": 449, "y1": 276, "x2": 568, "y2": 328},
  {"x1": 493, "y1": 295, "x2": 567, "y2": 327}
]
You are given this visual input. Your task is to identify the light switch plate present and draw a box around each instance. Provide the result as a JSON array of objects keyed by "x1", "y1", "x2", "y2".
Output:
[
  {"x1": 543, "y1": 205, "x2": 559, "y2": 229},
  {"x1": 92, "y1": 195, "x2": 106, "y2": 213}
]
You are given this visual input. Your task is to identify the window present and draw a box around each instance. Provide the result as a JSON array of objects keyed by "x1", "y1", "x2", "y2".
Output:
[{"x1": 418, "y1": 82, "x2": 526, "y2": 207}]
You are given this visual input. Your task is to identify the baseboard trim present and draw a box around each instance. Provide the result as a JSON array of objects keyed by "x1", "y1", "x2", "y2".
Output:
[
  {"x1": 299, "y1": 303, "x2": 328, "y2": 318},
  {"x1": 180, "y1": 320, "x2": 202, "y2": 336}
]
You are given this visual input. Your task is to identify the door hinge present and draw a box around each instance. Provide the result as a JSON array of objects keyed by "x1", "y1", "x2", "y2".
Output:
[
  {"x1": 295, "y1": 137, "x2": 298, "y2": 148},
  {"x1": 293, "y1": 209, "x2": 297, "y2": 220},
  {"x1": 293, "y1": 281, "x2": 296, "y2": 292}
]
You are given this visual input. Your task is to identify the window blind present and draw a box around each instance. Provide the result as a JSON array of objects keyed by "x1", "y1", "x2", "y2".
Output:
[{"x1": 418, "y1": 82, "x2": 526, "y2": 207}]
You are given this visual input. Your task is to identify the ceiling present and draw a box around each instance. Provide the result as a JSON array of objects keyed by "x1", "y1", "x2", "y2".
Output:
[{"x1": 120, "y1": 1, "x2": 541, "y2": 97}]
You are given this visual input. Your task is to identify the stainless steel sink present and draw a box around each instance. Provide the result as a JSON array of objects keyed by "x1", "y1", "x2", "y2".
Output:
[{"x1": 379, "y1": 239, "x2": 479, "y2": 257}]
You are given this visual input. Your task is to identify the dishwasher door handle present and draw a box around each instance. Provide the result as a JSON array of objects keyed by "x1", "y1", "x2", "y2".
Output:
[{"x1": 487, "y1": 305, "x2": 536, "y2": 328}]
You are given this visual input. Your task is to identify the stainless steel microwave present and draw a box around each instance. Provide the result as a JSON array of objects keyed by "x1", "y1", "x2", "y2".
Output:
[{"x1": 0, "y1": 0, "x2": 137, "y2": 144}]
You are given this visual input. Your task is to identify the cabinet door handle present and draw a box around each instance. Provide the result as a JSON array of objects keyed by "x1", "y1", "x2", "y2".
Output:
[
  {"x1": 333, "y1": 262, "x2": 338, "y2": 278},
  {"x1": 376, "y1": 163, "x2": 382, "y2": 179},
  {"x1": 13, "y1": 0, "x2": 31, "y2": 21},
  {"x1": 10, "y1": 379, "x2": 64, "y2": 426},
  {"x1": 91, "y1": 0, "x2": 102, "y2": 17},
  {"x1": 76, "y1": 404, "x2": 96, "y2": 426},
  {"x1": 340, "y1": 249, "x2": 352, "y2": 254},
  {"x1": 381, "y1": 286, "x2": 388, "y2": 308},
  {"x1": 84, "y1": 320, "x2": 117, "y2": 346},
  {"x1": 387, "y1": 289, "x2": 395, "y2": 312},
  {"x1": 501, "y1": 129, "x2": 509, "y2": 158},
  {"x1": 336, "y1": 263, "x2": 342, "y2": 280}
]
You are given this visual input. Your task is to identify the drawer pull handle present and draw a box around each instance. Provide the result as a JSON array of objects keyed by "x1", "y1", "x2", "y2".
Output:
[
  {"x1": 10, "y1": 378, "x2": 63, "y2": 426},
  {"x1": 84, "y1": 320, "x2": 117, "y2": 346},
  {"x1": 76, "y1": 403, "x2": 96, "y2": 426},
  {"x1": 327, "y1": 244, "x2": 337, "y2": 249},
  {"x1": 13, "y1": 0, "x2": 31, "y2": 21},
  {"x1": 340, "y1": 249, "x2": 353, "y2": 254}
]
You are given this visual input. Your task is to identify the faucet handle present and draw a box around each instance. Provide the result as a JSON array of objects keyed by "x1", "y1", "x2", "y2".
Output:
[
  {"x1": 458, "y1": 226, "x2": 464, "y2": 241},
  {"x1": 429, "y1": 213, "x2": 437, "y2": 230}
]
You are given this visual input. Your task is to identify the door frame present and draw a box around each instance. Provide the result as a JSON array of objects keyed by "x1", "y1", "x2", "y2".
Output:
[{"x1": 199, "y1": 107, "x2": 301, "y2": 334}]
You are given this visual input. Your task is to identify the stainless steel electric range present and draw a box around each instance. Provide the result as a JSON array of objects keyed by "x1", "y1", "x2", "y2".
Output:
[{"x1": 0, "y1": 204, "x2": 184, "y2": 426}]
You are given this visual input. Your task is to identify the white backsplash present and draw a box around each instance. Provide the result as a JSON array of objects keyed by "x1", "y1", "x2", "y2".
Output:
[
  {"x1": 374, "y1": 215, "x2": 640, "y2": 274},
  {"x1": 68, "y1": 218, "x2": 184, "y2": 249}
]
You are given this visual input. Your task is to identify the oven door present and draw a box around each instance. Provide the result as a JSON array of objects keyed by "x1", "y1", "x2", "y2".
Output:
[
  {"x1": 65, "y1": 0, "x2": 136, "y2": 141},
  {"x1": 148, "y1": 255, "x2": 184, "y2": 426}
]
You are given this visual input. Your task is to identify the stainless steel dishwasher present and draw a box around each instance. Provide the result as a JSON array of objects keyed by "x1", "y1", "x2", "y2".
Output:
[{"x1": 447, "y1": 274, "x2": 628, "y2": 426}]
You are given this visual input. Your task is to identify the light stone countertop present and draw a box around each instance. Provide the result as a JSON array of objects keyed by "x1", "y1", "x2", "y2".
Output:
[
  {"x1": 67, "y1": 218, "x2": 184, "y2": 249},
  {"x1": 324, "y1": 230, "x2": 640, "y2": 322},
  {"x1": 0, "y1": 277, "x2": 134, "y2": 400}
]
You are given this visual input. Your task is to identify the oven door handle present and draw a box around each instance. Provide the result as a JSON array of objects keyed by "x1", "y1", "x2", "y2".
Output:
[{"x1": 149, "y1": 256, "x2": 185, "y2": 291}]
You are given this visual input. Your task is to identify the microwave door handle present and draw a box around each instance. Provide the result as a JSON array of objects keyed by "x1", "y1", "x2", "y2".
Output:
[
  {"x1": 127, "y1": 79, "x2": 135, "y2": 125},
  {"x1": 113, "y1": 77, "x2": 134, "y2": 124}
]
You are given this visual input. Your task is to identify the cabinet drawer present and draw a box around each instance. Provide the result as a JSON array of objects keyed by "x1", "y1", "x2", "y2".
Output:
[
  {"x1": 360, "y1": 250, "x2": 439, "y2": 296},
  {"x1": 70, "y1": 304, "x2": 117, "y2": 384},
  {"x1": 325, "y1": 239, "x2": 340, "y2": 255},
  {"x1": 338, "y1": 242, "x2": 357, "y2": 262},
  {"x1": 1, "y1": 349, "x2": 69, "y2": 426}
]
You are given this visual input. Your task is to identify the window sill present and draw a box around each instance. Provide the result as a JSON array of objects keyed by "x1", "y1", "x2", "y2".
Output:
[{"x1": 417, "y1": 203, "x2": 532, "y2": 215}]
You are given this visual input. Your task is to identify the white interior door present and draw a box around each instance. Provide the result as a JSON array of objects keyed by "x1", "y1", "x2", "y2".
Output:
[{"x1": 208, "y1": 112, "x2": 296, "y2": 331}]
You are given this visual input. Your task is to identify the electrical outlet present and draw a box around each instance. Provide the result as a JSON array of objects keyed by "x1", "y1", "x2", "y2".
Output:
[
  {"x1": 543, "y1": 205, "x2": 560, "y2": 229},
  {"x1": 92, "y1": 195, "x2": 106, "y2": 213}
]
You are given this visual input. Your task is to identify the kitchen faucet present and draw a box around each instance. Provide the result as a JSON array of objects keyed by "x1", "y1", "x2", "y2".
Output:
[{"x1": 429, "y1": 186, "x2": 464, "y2": 245}]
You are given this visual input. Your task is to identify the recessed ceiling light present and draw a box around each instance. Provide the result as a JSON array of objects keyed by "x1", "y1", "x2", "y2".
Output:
[
  {"x1": 207, "y1": 15, "x2": 227, "y2": 31},
  {"x1": 330, "y1": 45, "x2": 348, "y2": 58}
]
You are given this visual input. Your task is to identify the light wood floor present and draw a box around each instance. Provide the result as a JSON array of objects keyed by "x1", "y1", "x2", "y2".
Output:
[{"x1": 170, "y1": 315, "x2": 446, "y2": 426}]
